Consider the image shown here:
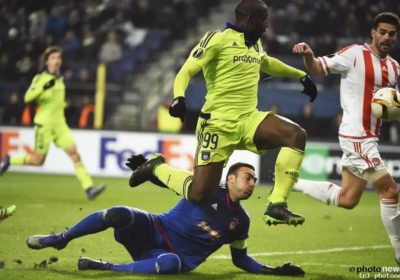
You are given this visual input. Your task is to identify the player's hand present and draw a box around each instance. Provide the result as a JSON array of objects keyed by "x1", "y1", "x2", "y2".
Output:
[
  {"x1": 169, "y1": 97, "x2": 186, "y2": 122},
  {"x1": 262, "y1": 262, "x2": 305, "y2": 276},
  {"x1": 300, "y1": 75, "x2": 317, "y2": 102},
  {"x1": 275, "y1": 262, "x2": 305, "y2": 276},
  {"x1": 293, "y1": 43, "x2": 313, "y2": 56},
  {"x1": 125, "y1": 154, "x2": 146, "y2": 171}
]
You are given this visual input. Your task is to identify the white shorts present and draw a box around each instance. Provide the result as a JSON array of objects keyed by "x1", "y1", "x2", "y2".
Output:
[{"x1": 337, "y1": 139, "x2": 386, "y2": 179}]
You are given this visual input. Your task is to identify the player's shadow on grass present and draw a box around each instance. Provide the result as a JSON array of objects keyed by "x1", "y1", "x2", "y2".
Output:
[{"x1": 46, "y1": 268, "x2": 241, "y2": 279}]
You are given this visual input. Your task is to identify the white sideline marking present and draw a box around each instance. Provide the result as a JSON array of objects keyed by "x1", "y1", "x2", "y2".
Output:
[
  {"x1": 210, "y1": 245, "x2": 391, "y2": 259},
  {"x1": 247, "y1": 260, "x2": 351, "y2": 268},
  {"x1": 301, "y1": 262, "x2": 350, "y2": 268}
]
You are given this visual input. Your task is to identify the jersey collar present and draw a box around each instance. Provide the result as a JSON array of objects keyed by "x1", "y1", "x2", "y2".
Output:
[
  {"x1": 364, "y1": 43, "x2": 388, "y2": 61},
  {"x1": 225, "y1": 22, "x2": 257, "y2": 48},
  {"x1": 226, "y1": 193, "x2": 240, "y2": 210},
  {"x1": 45, "y1": 70, "x2": 62, "y2": 78},
  {"x1": 225, "y1": 22, "x2": 246, "y2": 33},
  {"x1": 222, "y1": 182, "x2": 240, "y2": 210}
]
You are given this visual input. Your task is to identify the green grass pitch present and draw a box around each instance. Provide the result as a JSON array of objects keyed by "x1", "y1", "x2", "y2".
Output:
[{"x1": 0, "y1": 172, "x2": 398, "y2": 280}]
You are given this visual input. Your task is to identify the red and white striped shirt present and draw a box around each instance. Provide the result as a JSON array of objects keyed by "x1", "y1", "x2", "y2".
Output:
[{"x1": 318, "y1": 44, "x2": 400, "y2": 141}]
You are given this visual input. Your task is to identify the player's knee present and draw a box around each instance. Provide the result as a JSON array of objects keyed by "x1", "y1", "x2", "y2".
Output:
[
  {"x1": 103, "y1": 207, "x2": 134, "y2": 229},
  {"x1": 289, "y1": 124, "x2": 307, "y2": 146},
  {"x1": 187, "y1": 178, "x2": 218, "y2": 203},
  {"x1": 155, "y1": 253, "x2": 181, "y2": 274},
  {"x1": 388, "y1": 186, "x2": 399, "y2": 200},
  {"x1": 65, "y1": 146, "x2": 81, "y2": 163},
  {"x1": 32, "y1": 155, "x2": 45, "y2": 166},
  {"x1": 70, "y1": 153, "x2": 81, "y2": 163},
  {"x1": 68, "y1": 152, "x2": 81, "y2": 163},
  {"x1": 341, "y1": 201, "x2": 359, "y2": 210},
  {"x1": 373, "y1": 175, "x2": 399, "y2": 201},
  {"x1": 37, "y1": 158, "x2": 45, "y2": 166},
  {"x1": 338, "y1": 193, "x2": 360, "y2": 210},
  {"x1": 378, "y1": 184, "x2": 399, "y2": 201},
  {"x1": 187, "y1": 189, "x2": 214, "y2": 203},
  {"x1": 277, "y1": 122, "x2": 307, "y2": 149}
]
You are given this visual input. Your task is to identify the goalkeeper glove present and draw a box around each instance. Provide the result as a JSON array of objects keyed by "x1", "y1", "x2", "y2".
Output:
[
  {"x1": 300, "y1": 74, "x2": 317, "y2": 102},
  {"x1": 125, "y1": 154, "x2": 168, "y2": 189},
  {"x1": 169, "y1": 97, "x2": 186, "y2": 122},
  {"x1": 261, "y1": 262, "x2": 305, "y2": 276},
  {"x1": 125, "y1": 154, "x2": 146, "y2": 171}
]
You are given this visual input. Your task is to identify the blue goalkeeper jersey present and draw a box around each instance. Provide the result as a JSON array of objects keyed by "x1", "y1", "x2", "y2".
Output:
[{"x1": 153, "y1": 183, "x2": 250, "y2": 272}]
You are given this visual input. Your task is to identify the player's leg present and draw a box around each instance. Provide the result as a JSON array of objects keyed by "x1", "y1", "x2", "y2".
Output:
[
  {"x1": 157, "y1": 159, "x2": 225, "y2": 202},
  {"x1": 78, "y1": 250, "x2": 181, "y2": 274},
  {"x1": 76, "y1": 209, "x2": 180, "y2": 274},
  {"x1": 244, "y1": 112, "x2": 306, "y2": 225},
  {"x1": 26, "y1": 206, "x2": 137, "y2": 250},
  {"x1": 0, "y1": 124, "x2": 50, "y2": 175},
  {"x1": 366, "y1": 168, "x2": 400, "y2": 263},
  {"x1": 129, "y1": 115, "x2": 235, "y2": 203},
  {"x1": 295, "y1": 140, "x2": 400, "y2": 262},
  {"x1": 26, "y1": 204, "x2": 179, "y2": 274},
  {"x1": 129, "y1": 155, "x2": 224, "y2": 203},
  {"x1": 294, "y1": 139, "x2": 378, "y2": 208},
  {"x1": 0, "y1": 205, "x2": 16, "y2": 220},
  {"x1": 294, "y1": 167, "x2": 367, "y2": 208},
  {"x1": 184, "y1": 117, "x2": 236, "y2": 201},
  {"x1": 64, "y1": 144, "x2": 106, "y2": 200},
  {"x1": 54, "y1": 124, "x2": 105, "y2": 199}
]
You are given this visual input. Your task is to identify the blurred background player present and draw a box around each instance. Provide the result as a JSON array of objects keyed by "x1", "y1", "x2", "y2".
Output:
[
  {"x1": 292, "y1": 12, "x2": 400, "y2": 264},
  {"x1": 0, "y1": 205, "x2": 16, "y2": 221},
  {"x1": 0, "y1": 46, "x2": 106, "y2": 200},
  {"x1": 131, "y1": 0, "x2": 317, "y2": 227},
  {"x1": 26, "y1": 159, "x2": 304, "y2": 276}
]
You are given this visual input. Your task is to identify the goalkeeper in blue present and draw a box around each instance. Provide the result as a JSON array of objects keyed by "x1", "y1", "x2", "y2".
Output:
[{"x1": 26, "y1": 154, "x2": 305, "y2": 276}]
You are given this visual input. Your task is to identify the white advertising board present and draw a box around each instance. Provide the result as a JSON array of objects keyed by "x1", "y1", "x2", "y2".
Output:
[{"x1": 0, "y1": 127, "x2": 260, "y2": 181}]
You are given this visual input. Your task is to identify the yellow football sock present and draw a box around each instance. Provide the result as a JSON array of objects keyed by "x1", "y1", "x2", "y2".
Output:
[
  {"x1": 154, "y1": 163, "x2": 193, "y2": 198},
  {"x1": 270, "y1": 147, "x2": 304, "y2": 204},
  {"x1": 74, "y1": 162, "x2": 93, "y2": 190},
  {"x1": 10, "y1": 155, "x2": 31, "y2": 165}
]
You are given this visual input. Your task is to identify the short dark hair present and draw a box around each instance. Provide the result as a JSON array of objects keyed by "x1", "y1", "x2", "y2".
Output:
[
  {"x1": 43, "y1": 46, "x2": 63, "y2": 62},
  {"x1": 226, "y1": 162, "x2": 255, "y2": 181},
  {"x1": 373, "y1": 12, "x2": 400, "y2": 31},
  {"x1": 235, "y1": 0, "x2": 267, "y2": 19}
]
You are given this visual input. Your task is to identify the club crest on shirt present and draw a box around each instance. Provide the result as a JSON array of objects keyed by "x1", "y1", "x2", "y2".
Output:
[
  {"x1": 372, "y1": 158, "x2": 381, "y2": 166},
  {"x1": 201, "y1": 151, "x2": 211, "y2": 161},
  {"x1": 193, "y1": 48, "x2": 204, "y2": 58},
  {"x1": 229, "y1": 218, "x2": 239, "y2": 230}
]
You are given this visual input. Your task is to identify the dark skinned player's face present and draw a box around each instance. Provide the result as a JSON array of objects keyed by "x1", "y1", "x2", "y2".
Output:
[{"x1": 247, "y1": 5, "x2": 268, "y2": 40}]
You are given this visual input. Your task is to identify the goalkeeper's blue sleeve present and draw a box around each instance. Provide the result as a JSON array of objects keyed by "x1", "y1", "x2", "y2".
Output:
[{"x1": 230, "y1": 246, "x2": 264, "y2": 273}]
